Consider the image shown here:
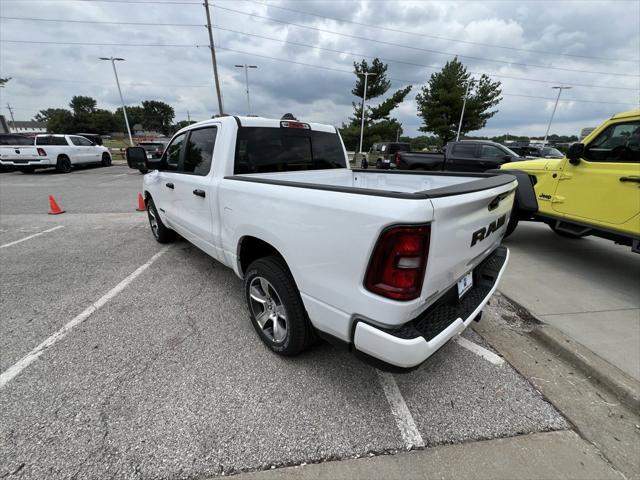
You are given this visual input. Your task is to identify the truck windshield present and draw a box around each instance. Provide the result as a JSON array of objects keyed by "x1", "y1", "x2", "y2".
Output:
[{"x1": 234, "y1": 127, "x2": 346, "y2": 174}]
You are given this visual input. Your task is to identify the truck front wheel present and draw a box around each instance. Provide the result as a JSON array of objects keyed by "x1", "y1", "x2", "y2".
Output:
[
  {"x1": 146, "y1": 197, "x2": 175, "y2": 243},
  {"x1": 244, "y1": 256, "x2": 315, "y2": 356}
]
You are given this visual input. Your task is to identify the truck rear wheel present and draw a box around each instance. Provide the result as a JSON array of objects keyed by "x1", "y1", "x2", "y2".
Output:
[
  {"x1": 244, "y1": 256, "x2": 315, "y2": 356},
  {"x1": 56, "y1": 155, "x2": 72, "y2": 173}
]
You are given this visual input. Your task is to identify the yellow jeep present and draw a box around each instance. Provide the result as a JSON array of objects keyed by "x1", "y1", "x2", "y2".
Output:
[{"x1": 501, "y1": 110, "x2": 640, "y2": 252}]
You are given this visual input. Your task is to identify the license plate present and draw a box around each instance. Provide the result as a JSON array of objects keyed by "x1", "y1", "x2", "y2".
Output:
[{"x1": 457, "y1": 271, "x2": 473, "y2": 298}]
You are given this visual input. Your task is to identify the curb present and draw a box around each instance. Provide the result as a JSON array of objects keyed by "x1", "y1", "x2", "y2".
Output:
[{"x1": 530, "y1": 322, "x2": 640, "y2": 412}]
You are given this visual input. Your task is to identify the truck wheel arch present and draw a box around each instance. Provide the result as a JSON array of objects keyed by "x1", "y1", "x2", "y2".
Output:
[
  {"x1": 237, "y1": 236, "x2": 291, "y2": 278},
  {"x1": 486, "y1": 169, "x2": 538, "y2": 215}
]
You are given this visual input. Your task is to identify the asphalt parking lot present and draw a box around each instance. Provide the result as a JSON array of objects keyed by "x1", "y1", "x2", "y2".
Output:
[{"x1": 0, "y1": 165, "x2": 571, "y2": 478}]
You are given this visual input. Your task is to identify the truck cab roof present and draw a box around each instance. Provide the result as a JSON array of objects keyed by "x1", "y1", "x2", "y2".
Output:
[{"x1": 176, "y1": 116, "x2": 338, "y2": 136}]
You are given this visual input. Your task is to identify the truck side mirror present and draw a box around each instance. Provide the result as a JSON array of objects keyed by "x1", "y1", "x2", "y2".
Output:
[
  {"x1": 566, "y1": 143, "x2": 584, "y2": 165},
  {"x1": 126, "y1": 147, "x2": 147, "y2": 169},
  {"x1": 502, "y1": 155, "x2": 512, "y2": 162}
]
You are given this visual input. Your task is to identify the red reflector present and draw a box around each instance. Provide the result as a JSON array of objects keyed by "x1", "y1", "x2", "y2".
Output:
[
  {"x1": 365, "y1": 225, "x2": 430, "y2": 301},
  {"x1": 37, "y1": 148, "x2": 47, "y2": 156},
  {"x1": 280, "y1": 121, "x2": 310, "y2": 129}
]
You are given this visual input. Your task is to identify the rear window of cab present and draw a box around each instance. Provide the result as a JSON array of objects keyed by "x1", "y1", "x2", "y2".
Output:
[{"x1": 234, "y1": 127, "x2": 346, "y2": 174}]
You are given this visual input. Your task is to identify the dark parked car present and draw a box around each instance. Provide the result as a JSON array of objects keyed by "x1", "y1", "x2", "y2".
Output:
[
  {"x1": 0, "y1": 134, "x2": 34, "y2": 145},
  {"x1": 507, "y1": 145, "x2": 564, "y2": 159},
  {"x1": 394, "y1": 140, "x2": 522, "y2": 172},
  {"x1": 132, "y1": 140, "x2": 169, "y2": 174}
]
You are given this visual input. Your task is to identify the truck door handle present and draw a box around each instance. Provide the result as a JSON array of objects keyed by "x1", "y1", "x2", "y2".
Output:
[
  {"x1": 193, "y1": 189, "x2": 206, "y2": 197},
  {"x1": 620, "y1": 176, "x2": 640, "y2": 183},
  {"x1": 165, "y1": 182, "x2": 174, "y2": 189}
]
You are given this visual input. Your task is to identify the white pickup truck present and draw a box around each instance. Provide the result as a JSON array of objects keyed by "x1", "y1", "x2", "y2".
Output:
[
  {"x1": 0, "y1": 134, "x2": 111, "y2": 173},
  {"x1": 126, "y1": 116, "x2": 516, "y2": 369}
]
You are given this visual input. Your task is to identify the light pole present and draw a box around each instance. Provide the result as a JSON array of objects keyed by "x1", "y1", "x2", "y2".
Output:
[
  {"x1": 456, "y1": 78, "x2": 474, "y2": 142},
  {"x1": 358, "y1": 71, "x2": 376, "y2": 156},
  {"x1": 543, "y1": 86, "x2": 572, "y2": 147},
  {"x1": 235, "y1": 64, "x2": 258, "y2": 115},
  {"x1": 100, "y1": 57, "x2": 133, "y2": 146}
]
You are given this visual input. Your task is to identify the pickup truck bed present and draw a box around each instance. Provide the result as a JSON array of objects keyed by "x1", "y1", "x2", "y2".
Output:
[{"x1": 127, "y1": 116, "x2": 516, "y2": 369}]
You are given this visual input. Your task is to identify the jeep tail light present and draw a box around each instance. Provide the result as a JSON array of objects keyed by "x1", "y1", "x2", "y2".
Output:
[
  {"x1": 365, "y1": 225, "x2": 430, "y2": 301},
  {"x1": 37, "y1": 148, "x2": 47, "y2": 156},
  {"x1": 395, "y1": 152, "x2": 401, "y2": 166}
]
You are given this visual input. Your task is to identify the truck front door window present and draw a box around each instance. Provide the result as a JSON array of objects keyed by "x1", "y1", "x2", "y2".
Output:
[
  {"x1": 165, "y1": 133, "x2": 186, "y2": 170},
  {"x1": 584, "y1": 121, "x2": 640, "y2": 162},
  {"x1": 182, "y1": 127, "x2": 217, "y2": 175},
  {"x1": 480, "y1": 145, "x2": 504, "y2": 159}
]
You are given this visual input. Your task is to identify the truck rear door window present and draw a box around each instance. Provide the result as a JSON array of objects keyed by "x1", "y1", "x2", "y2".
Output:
[{"x1": 234, "y1": 127, "x2": 346, "y2": 174}]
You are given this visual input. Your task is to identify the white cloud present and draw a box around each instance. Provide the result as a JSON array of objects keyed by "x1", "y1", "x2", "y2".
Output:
[{"x1": 0, "y1": 0, "x2": 637, "y2": 137}]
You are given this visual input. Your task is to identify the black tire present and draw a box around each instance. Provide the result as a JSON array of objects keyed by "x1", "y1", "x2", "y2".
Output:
[
  {"x1": 146, "y1": 197, "x2": 175, "y2": 243},
  {"x1": 139, "y1": 168, "x2": 149, "y2": 174},
  {"x1": 504, "y1": 215, "x2": 519, "y2": 238},
  {"x1": 101, "y1": 152, "x2": 112, "y2": 167},
  {"x1": 376, "y1": 159, "x2": 382, "y2": 169},
  {"x1": 549, "y1": 224, "x2": 585, "y2": 239},
  {"x1": 360, "y1": 157, "x2": 368, "y2": 169},
  {"x1": 56, "y1": 155, "x2": 72, "y2": 173},
  {"x1": 244, "y1": 256, "x2": 315, "y2": 356}
]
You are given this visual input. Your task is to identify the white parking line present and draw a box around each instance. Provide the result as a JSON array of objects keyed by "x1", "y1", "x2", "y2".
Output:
[
  {"x1": 454, "y1": 336, "x2": 505, "y2": 366},
  {"x1": 0, "y1": 226, "x2": 64, "y2": 249},
  {"x1": 377, "y1": 370, "x2": 425, "y2": 449},
  {"x1": 0, "y1": 246, "x2": 170, "y2": 388}
]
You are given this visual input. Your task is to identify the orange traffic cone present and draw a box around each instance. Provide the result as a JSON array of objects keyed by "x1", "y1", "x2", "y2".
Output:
[
  {"x1": 136, "y1": 193, "x2": 146, "y2": 212},
  {"x1": 48, "y1": 195, "x2": 65, "y2": 215}
]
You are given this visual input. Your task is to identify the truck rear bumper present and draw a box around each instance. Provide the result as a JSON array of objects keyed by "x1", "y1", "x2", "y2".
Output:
[
  {"x1": 353, "y1": 246, "x2": 509, "y2": 369},
  {"x1": 0, "y1": 159, "x2": 53, "y2": 167}
]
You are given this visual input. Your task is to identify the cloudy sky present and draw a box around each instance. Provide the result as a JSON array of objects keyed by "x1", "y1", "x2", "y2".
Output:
[{"x1": 1, "y1": 0, "x2": 638, "y2": 137}]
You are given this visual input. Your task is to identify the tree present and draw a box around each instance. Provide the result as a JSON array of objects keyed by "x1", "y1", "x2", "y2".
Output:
[
  {"x1": 46, "y1": 110, "x2": 75, "y2": 133},
  {"x1": 34, "y1": 108, "x2": 70, "y2": 123},
  {"x1": 340, "y1": 58, "x2": 412, "y2": 152},
  {"x1": 415, "y1": 58, "x2": 502, "y2": 144},
  {"x1": 88, "y1": 109, "x2": 117, "y2": 133},
  {"x1": 142, "y1": 100, "x2": 175, "y2": 136},
  {"x1": 69, "y1": 96, "x2": 97, "y2": 115},
  {"x1": 173, "y1": 119, "x2": 197, "y2": 133},
  {"x1": 115, "y1": 105, "x2": 144, "y2": 131},
  {"x1": 0, "y1": 77, "x2": 11, "y2": 88}
]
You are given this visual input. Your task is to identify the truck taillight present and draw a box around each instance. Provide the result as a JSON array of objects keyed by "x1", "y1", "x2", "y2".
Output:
[
  {"x1": 365, "y1": 225, "x2": 430, "y2": 301},
  {"x1": 394, "y1": 152, "x2": 401, "y2": 166},
  {"x1": 280, "y1": 120, "x2": 310, "y2": 129},
  {"x1": 37, "y1": 148, "x2": 47, "y2": 156}
]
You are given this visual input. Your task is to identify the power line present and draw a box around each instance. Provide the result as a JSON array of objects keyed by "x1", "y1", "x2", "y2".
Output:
[
  {"x1": 212, "y1": 4, "x2": 639, "y2": 77},
  {"x1": 2, "y1": 39, "x2": 200, "y2": 47},
  {"x1": 210, "y1": 25, "x2": 638, "y2": 92},
  {"x1": 243, "y1": 0, "x2": 634, "y2": 64},
  {"x1": 0, "y1": 16, "x2": 204, "y2": 27},
  {"x1": 3, "y1": 15, "x2": 636, "y2": 91},
  {"x1": 3, "y1": 0, "x2": 201, "y2": 4},
  {"x1": 213, "y1": 45, "x2": 635, "y2": 106}
]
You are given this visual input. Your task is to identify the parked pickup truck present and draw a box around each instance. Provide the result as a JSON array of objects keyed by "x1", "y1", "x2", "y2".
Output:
[
  {"x1": 395, "y1": 140, "x2": 521, "y2": 172},
  {"x1": 501, "y1": 110, "x2": 640, "y2": 252},
  {"x1": 126, "y1": 116, "x2": 516, "y2": 369},
  {"x1": 0, "y1": 134, "x2": 112, "y2": 173}
]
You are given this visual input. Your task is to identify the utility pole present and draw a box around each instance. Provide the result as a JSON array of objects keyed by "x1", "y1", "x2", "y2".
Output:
[
  {"x1": 6, "y1": 103, "x2": 15, "y2": 130},
  {"x1": 358, "y1": 71, "x2": 376, "y2": 155},
  {"x1": 204, "y1": 0, "x2": 224, "y2": 116},
  {"x1": 187, "y1": 110, "x2": 191, "y2": 122},
  {"x1": 100, "y1": 57, "x2": 133, "y2": 146},
  {"x1": 456, "y1": 78, "x2": 473, "y2": 142},
  {"x1": 543, "y1": 86, "x2": 572, "y2": 147},
  {"x1": 235, "y1": 64, "x2": 258, "y2": 115}
]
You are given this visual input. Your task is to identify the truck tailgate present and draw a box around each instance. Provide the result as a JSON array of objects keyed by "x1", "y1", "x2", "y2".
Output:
[
  {"x1": 421, "y1": 179, "x2": 516, "y2": 307},
  {"x1": 0, "y1": 147, "x2": 40, "y2": 160}
]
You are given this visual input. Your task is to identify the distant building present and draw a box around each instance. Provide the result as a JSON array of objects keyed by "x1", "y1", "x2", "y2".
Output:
[
  {"x1": 8, "y1": 120, "x2": 47, "y2": 134},
  {"x1": 580, "y1": 127, "x2": 595, "y2": 141},
  {"x1": 132, "y1": 123, "x2": 163, "y2": 137}
]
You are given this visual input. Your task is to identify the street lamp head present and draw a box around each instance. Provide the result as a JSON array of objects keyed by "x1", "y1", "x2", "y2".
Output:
[
  {"x1": 113, "y1": 58, "x2": 125, "y2": 62},
  {"x1": 234, "y1": 64, "x2": 244, "y2": 68},
  {"x1": 248, "y1": 65, "x2": 258, "y2": 69},
  {"x1": 99, "y1": 57, "x2": 110, "y2": 60},
  {"x1": 552, "y1": 86, "x2": 572, "y2": 90}
]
